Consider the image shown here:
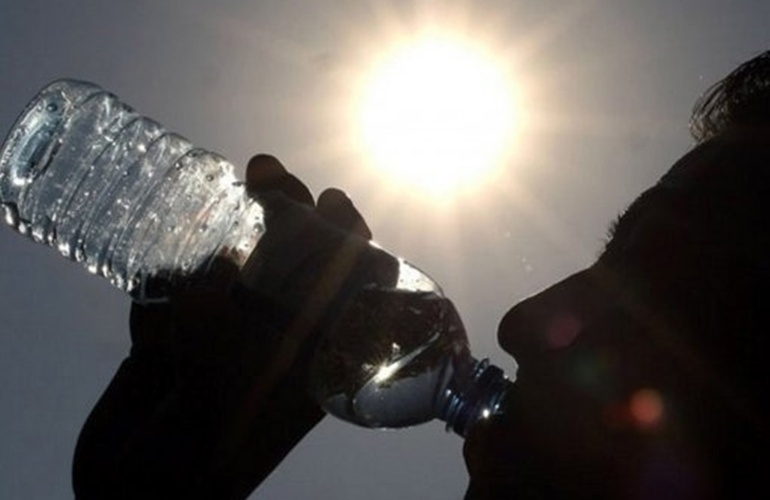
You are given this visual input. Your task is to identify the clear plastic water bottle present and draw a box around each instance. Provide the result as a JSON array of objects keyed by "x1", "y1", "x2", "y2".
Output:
[{"x1": 0, "y1": 79, "x2": 512, "y2": 436}]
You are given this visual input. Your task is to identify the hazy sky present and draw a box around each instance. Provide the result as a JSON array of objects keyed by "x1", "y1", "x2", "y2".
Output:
[{"x1": 1, "y1": 1, "x2": 768, "y2": 499}]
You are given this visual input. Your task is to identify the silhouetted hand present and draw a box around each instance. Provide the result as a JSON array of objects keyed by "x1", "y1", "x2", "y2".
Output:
[{"x1": 73, "y1": 154, "x2": 373, "y2": 500}]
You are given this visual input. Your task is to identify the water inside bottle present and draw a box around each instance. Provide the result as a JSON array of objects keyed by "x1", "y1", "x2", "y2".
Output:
[{"x1": 311, "y1": 282, "x2": 471, "y2": 429}]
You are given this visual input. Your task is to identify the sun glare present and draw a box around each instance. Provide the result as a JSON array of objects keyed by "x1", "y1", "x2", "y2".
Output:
[{"x1": 354, "y1": 35, "x2": 519, "y2": 199}]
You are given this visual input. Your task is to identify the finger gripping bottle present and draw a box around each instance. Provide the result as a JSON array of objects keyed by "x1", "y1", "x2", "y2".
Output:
[{"x1": 0, "y1": 79, "x2": 512, "y2": 437}]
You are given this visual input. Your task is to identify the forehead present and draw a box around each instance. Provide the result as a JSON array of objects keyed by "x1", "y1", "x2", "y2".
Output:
[{"x1": 601, "y1": 137, "x2": 770, "y2": 264}]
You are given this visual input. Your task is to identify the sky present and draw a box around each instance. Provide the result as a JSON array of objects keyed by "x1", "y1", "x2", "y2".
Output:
[{"x1": 0, "y1": 0, "x2": 768, "y2": 498}]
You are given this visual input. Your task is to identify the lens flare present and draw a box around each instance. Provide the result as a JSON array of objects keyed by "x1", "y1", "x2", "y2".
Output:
[{"x1": 630, "y1": 388, "x2": 665, "y2": 430}]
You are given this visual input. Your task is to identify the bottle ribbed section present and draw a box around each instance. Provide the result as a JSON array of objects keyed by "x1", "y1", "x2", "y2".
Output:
[{"x1": 0, "y1": 79, "x2": 264, "y2": 301}]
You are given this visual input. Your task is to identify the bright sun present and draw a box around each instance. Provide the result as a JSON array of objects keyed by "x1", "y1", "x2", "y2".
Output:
[{"x1": 354, "y1": 35, "x2": 519, "y2": 198}]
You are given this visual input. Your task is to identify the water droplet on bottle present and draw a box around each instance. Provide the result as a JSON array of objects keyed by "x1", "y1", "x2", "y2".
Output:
[
  {"x1": 113, "y1": 274, "x2": 126, "y2": 291},
  {"x1": 46, "y1": 102, "x2": 59, "y2": 113},
  {"x1": 46, "y1": 226, "x2": 57, "y2": 245},
  {"x1": 2, "y1": 202, "x2": 19, "y2": 227},
  {"x1": 205, "y1": 174, "x2": 215, "y2": 182},
  {"x1": 57, "y1": 242, "x2": 72, "y2": 258},
  {"x1": 74, "y1": 246, "x2": 86, "y2": 263},
  {"x1": 31, "y1": 225, "x2": 46, "y2": 243}
]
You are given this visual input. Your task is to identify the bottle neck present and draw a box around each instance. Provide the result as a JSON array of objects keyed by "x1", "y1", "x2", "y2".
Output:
[{"x1": 436, "y1": 357, "x2": 513, "y2": 438}]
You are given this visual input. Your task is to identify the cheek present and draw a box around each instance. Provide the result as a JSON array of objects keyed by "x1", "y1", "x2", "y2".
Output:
[
  {"x1": 494, "y1": 298, "x2": 719, "y2": 495},
  {"x1": 520, "y1": 306, "x2": 665, "y2": 428}
]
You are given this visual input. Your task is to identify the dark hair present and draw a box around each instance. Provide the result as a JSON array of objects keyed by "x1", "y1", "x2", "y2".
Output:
[{"x1": 690, "y1": 50, "x2": 770, "y2": 142}]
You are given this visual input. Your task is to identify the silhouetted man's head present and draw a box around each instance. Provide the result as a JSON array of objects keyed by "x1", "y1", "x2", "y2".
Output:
[
  {"x1": 690, "y1": 50, "x2": 770, "y2": 143},
  {"x1": 468, "y1": 50, "x2": 770, "y2": 499}
]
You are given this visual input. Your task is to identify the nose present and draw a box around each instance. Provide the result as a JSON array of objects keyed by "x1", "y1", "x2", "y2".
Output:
[{"x1": 498, "y1": 267, "x2": 610, "y2": 361}]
